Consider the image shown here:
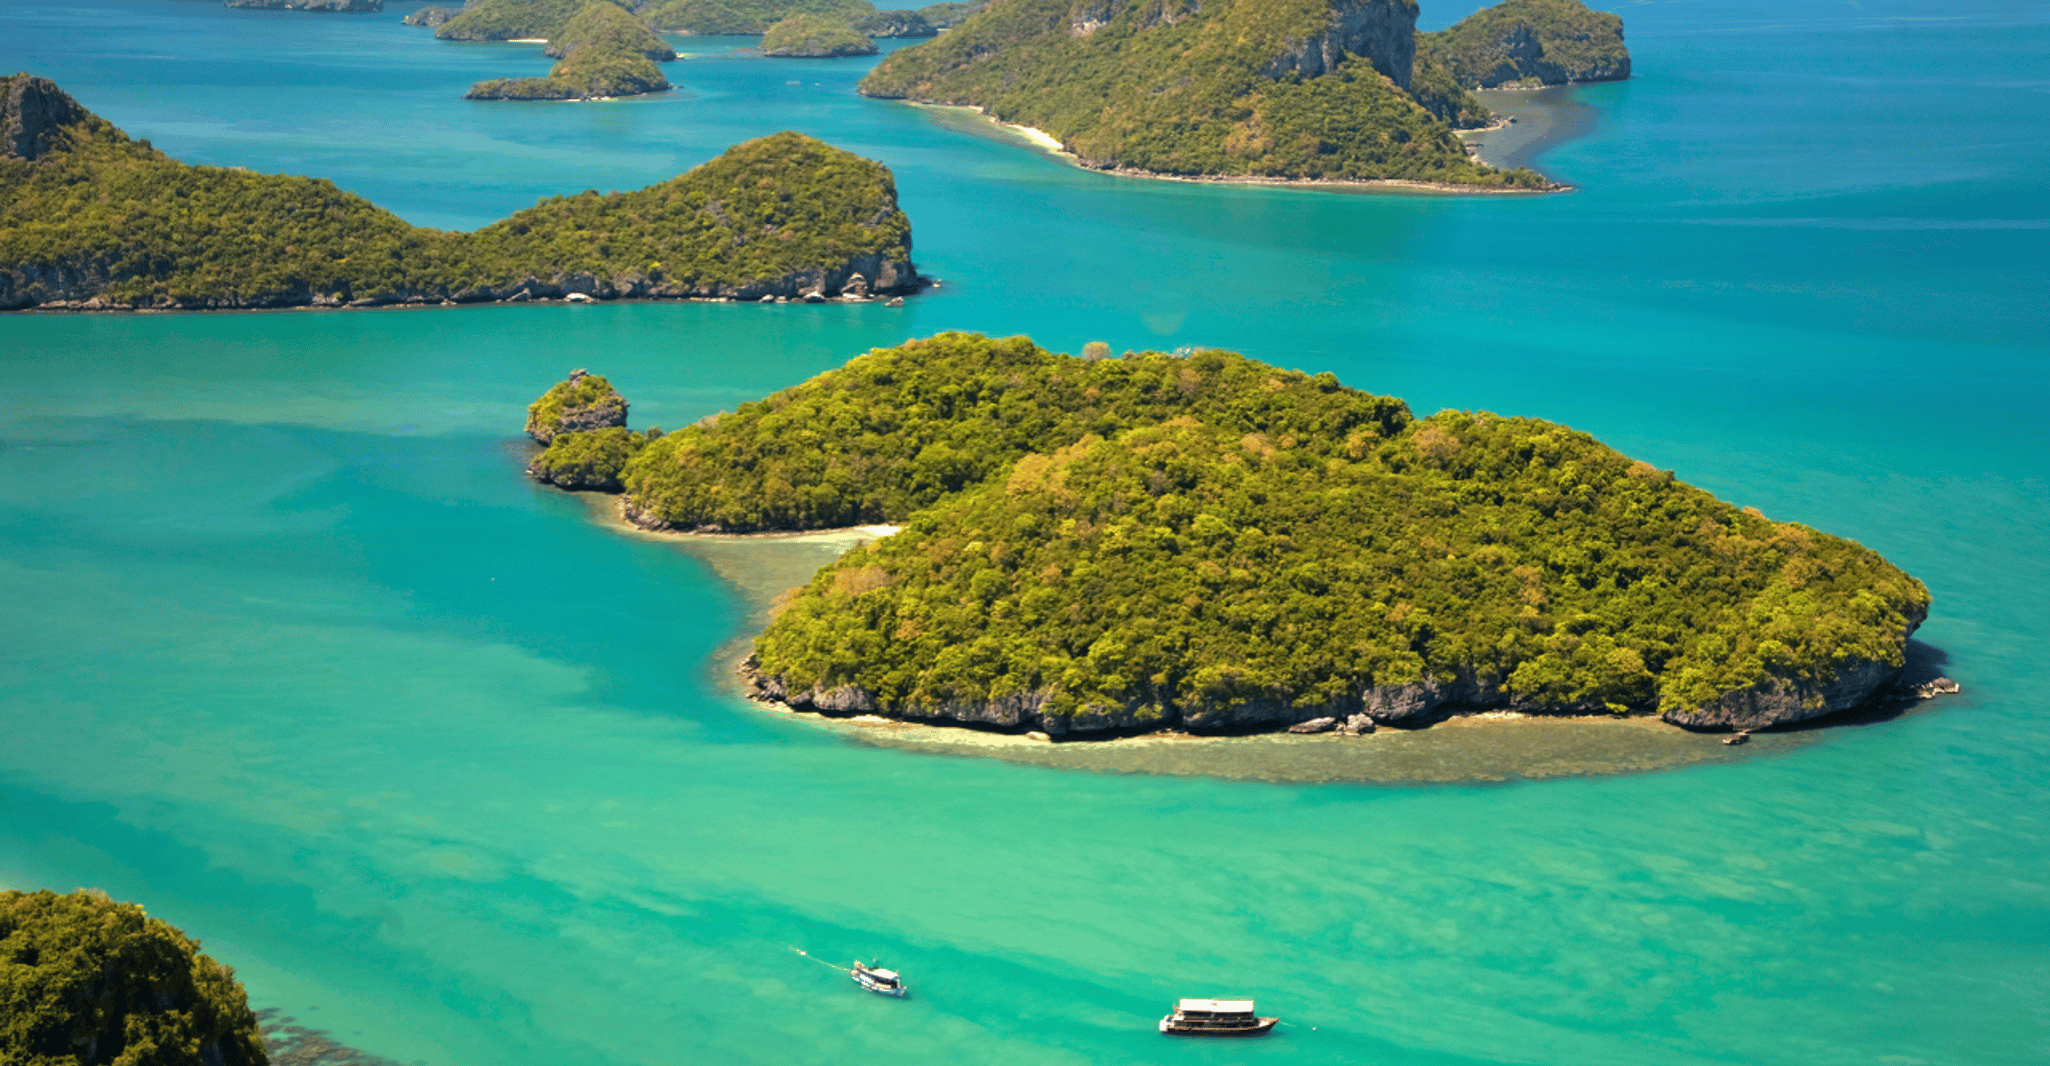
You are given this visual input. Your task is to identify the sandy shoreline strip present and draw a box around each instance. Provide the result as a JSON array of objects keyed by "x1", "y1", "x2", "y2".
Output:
[{"x1": 909, "y1": 101, "x2": 1565, "y2": 195}]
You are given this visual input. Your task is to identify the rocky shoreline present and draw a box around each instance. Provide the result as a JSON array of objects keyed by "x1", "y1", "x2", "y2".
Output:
[
  {"x1": 2, "y1": 260, "x2": 923, "y2": 312},
  {"x1": 742, "y1": 603, "x2": 1944, "y2": 737}
]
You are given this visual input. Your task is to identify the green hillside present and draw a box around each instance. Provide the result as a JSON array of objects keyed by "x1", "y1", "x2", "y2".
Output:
[
  {"x1": 1, "y1": 889, "x2": 268, "y2": 1066},
  {"x1": 615, "y1": 332, "x2": 1409, "y2": 532},
  {"x1": 1417, "y1": 0, "x2": 1630, "y2": 88},
  {"x1": 760, "y1": 13, "x2": 877, "y2": 56},
  {"x1": 466, "y1": 0, "x2": 676, "y2": 99},
  {"x1": 437, "y1": 0, "x2": 608, "y2": 40},
  {"x1": 858, "y1": 0, "x2": 1544, "y2": 186},
  {"x1": 0, "y1": 77, "x2": 920, "y2": 309},
  {"x1": 736, "y1": 336, "x2": 1927, "y2": 732}
]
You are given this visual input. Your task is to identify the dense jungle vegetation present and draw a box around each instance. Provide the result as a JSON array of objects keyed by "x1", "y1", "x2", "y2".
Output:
[
  {"x1": 437, "y1": 0, "x2": 609, "y2": 40},
  {"x1": 760, "y1": 14, "x2": 877, "y2": 56},
  {"x1": 616, "y1": 333, "x2": 1411, "y2": 531},
  {"x1": 0, "y1": 81, "x2": 916, "y2": 309},
  {"x1": 739, "y1": 341, "x2": 1926, "y2": 726},
  {"x1": 857, "y1": 0, "x2": 1544, "y2": 185},
  {"x1": 1, "y1": 889, "x2": 268, "y2": 1066},
  {"x1": 466, "y1": 0, "x2": 675, "y2": 99},
  {"x1": 1416, "y1": 0, "x2": 1630, "y2": 88}
]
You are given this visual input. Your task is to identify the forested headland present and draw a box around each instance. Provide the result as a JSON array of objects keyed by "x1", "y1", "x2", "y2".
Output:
[
  {"x1": 0, "y1": 76, "x2": 921, "y2": 310},
  {"x1": 856, "y1": 0, "x2": 1563, "y2": 188},
  {"x1": 522, "y1": 333, "x2": 1930, "y2": 736}
]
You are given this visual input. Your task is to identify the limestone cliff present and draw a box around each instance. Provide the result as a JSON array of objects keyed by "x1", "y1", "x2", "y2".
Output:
[
  {"x1": 1259, "y1": 0, "x2": 1417, "y2": 88},
  {"x1": 1, "y1": 74, "x2": 85, "y2": 162}
]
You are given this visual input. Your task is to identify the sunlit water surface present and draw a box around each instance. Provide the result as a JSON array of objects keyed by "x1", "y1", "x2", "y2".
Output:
[{"x1": 2, "y1": 1, "x2": 2047, "y2": 1064}]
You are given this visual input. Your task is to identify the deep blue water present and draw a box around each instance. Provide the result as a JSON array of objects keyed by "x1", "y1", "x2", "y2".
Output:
[{"x1": 1, "y1": 1, "x2": 2047, "y2": 1064}]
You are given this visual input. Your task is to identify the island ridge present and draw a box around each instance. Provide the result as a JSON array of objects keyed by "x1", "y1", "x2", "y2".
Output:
[{"x1": 0, "y1": 77, "x2": 921, "y2": 310}]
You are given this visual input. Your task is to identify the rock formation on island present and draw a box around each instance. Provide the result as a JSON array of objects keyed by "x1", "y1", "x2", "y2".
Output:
[
  {"x1": 853, "y1": 9, "x2": 936, "y2": 37},
  {"x1": 224, "y1": 0, "x2": 382, "y2": 10},
  {"x1": 0, "y1": 78, "x2": 921, "y2": 310},
  {"x1": 523, "y1": 371, "x2": 666, "y2": 490},
  {"x1": 641, "y1": 0, "x2": 874, "y2": 35},
  {"x1": 526, "y1": 368, "x2": 630, "y2": 444},
  {"x1": 436, "y1": 0, "x2": 592, "y2": 39},
  {"x1": 533, "y1": 332, "x2": 1926, "y2": 735},
  {"x1": 760, "y1": 14, "x2": 877, "y2": 56},
  {"x1": 856, "y1": 0, "x2": 1552, "y2": 187},
  {"x1": 1417, "y1": 0, "x2": 1630, "y2": 88},
  {"x1": 0, "y1": 889, "x2": 269, "y2": 1066},
  {"x1": 915, "y1": 0, "x2": 986, "y2": 29},
  {"x1": 404, "y1": 4, "x2": 462, "y2": 25}
]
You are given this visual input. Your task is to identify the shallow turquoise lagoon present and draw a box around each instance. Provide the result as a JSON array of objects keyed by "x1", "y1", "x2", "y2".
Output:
[{"x1": 2, "y1": 1, "x2": 2047, "y2": 1064}]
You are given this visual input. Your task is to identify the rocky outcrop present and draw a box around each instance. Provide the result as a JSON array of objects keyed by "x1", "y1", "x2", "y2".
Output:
[
  {"x1": 1260, "y1": 0, "x2": 1417, "y2": 88},
  {"x1": 223, "y1": 0, "x2": 382, "y2": 11},
  {"x1": 403, "y1": 5, "x2": 461, "y2": 26},
  {"x1": 749, "y1": 619, "x2": 1926, "y2": 737},
  {"x1": 526, "y1": 369, "x2": 628, "y2": 444},
  {"x1": 2, "y1": 257, "x2": 918, "y2": 312},
  {"x1": 855, "y1": 10, "x2": 937, "y2": 37},
  {"x1": 2, "y1": 74, "x2": 88, "y2": 161}
]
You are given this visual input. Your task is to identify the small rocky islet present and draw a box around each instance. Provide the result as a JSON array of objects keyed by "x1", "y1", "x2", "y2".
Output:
[{"x1": 521, "y1": 333, "x2": 1943, "y2": 740}]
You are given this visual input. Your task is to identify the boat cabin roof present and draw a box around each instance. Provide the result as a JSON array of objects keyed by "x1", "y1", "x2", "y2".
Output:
[
  {"x1": 869, "y1": 969, "x2": 899, "y2": 980},
  {"x1": 1178, "y1": 999, "x2": 1254, "y2": 1013}
]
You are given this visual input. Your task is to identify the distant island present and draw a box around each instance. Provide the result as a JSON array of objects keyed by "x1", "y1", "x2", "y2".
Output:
[
  {"x1": 403, "y1": 4, "x2": 461, "y2": 25},
  {"x1": 464, "y1": 1, "x2": 678, "y2": 100},
  {"x1": 642, "y1": 0, "x2": 952, "y2": 36},
  {"x1": 524, "y1": 333, "x2": 1931, "y2": 736},
  {"x1": 1418, "y1": 0, "x2": 1629, "y2": 89},
  {"x1": 0, "y1": 889, "x2": 268, "y2": 1066},
  {"x1": 856, "y1": 0, "x2": 1587, "y2": 189},
  {"x1": 225, "y1": 0, "x2": 381, "y2": 11},
  {"x1": 760, "y1": 13, "x2": 877, "y2": 57},
  {"x1": 0, "y1": 75, "x2": 920, "y2": 310}
]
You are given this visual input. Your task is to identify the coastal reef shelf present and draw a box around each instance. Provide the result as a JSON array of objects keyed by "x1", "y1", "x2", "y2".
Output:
[
  {"x1": 518, "y1": 334, "x2": 1937, "y2": 740},
  {"x1": 0, "y1": 76, "x2": 919, "y2": 311}
]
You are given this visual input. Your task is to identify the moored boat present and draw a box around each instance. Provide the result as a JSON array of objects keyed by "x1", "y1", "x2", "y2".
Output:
[
  {"x1": 1159, "y1": 998, "x2": 1278, "y2": 1036},
  {"x1": 852, "y1": 960, "x2": 907, "y2": 997}
]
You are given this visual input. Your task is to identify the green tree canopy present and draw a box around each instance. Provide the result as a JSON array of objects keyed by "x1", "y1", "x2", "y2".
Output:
[{"x1": 1, "y1": 889, "x2": 268, "y2": 1066}]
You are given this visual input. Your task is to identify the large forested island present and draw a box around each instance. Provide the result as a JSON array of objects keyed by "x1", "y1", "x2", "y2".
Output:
[
  {"x1": 0, "y1": 889, "x2": 268, "y2": 1066},
  {"x1": 855, "y1": 0, "x2": 1620, "y2": 187},
  {"x1": 527, "y1": 333, "x2": 1931, "y2": 735},
  {"x1": 0, "y1": 75, "x2": 919, "y2": 310}
]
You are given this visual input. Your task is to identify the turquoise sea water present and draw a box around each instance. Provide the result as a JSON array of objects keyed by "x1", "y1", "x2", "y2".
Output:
[{"x1": 3, "y1": 1, "x2": 2049, "y2": 1063}]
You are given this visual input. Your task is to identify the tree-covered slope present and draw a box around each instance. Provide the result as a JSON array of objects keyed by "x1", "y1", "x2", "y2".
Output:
[
  {"x1": 1, "y1": 889, "x2": 268, "y2": 1066},
  {"x1": 438, "y1": 0, "x2": 608, "y2": 40},
  {"x1": 743, "y1": 345, "x2": 1927, "y2": 734},
  {"x1": 857, "y1": 0, "x2": 1542, "y2": 185},
  {"x1": 639, "y1": 0, "x2": 876, "y2": 35},
  {"x1": 1417, "y1": 0, "x2": 1629, "y2": 88},
  {"x1": 616, "y1": 333, "x2": 1410, "y2": 532},
  {"x1": 760, "y1": 13, "x2": 877, "y2": 55},
  {"x1": 466, "y1": 0, "x2": 676, "y2": 99},
  {"x1": 0, "y1": 78, "x2": 920, "y2": 309}
]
